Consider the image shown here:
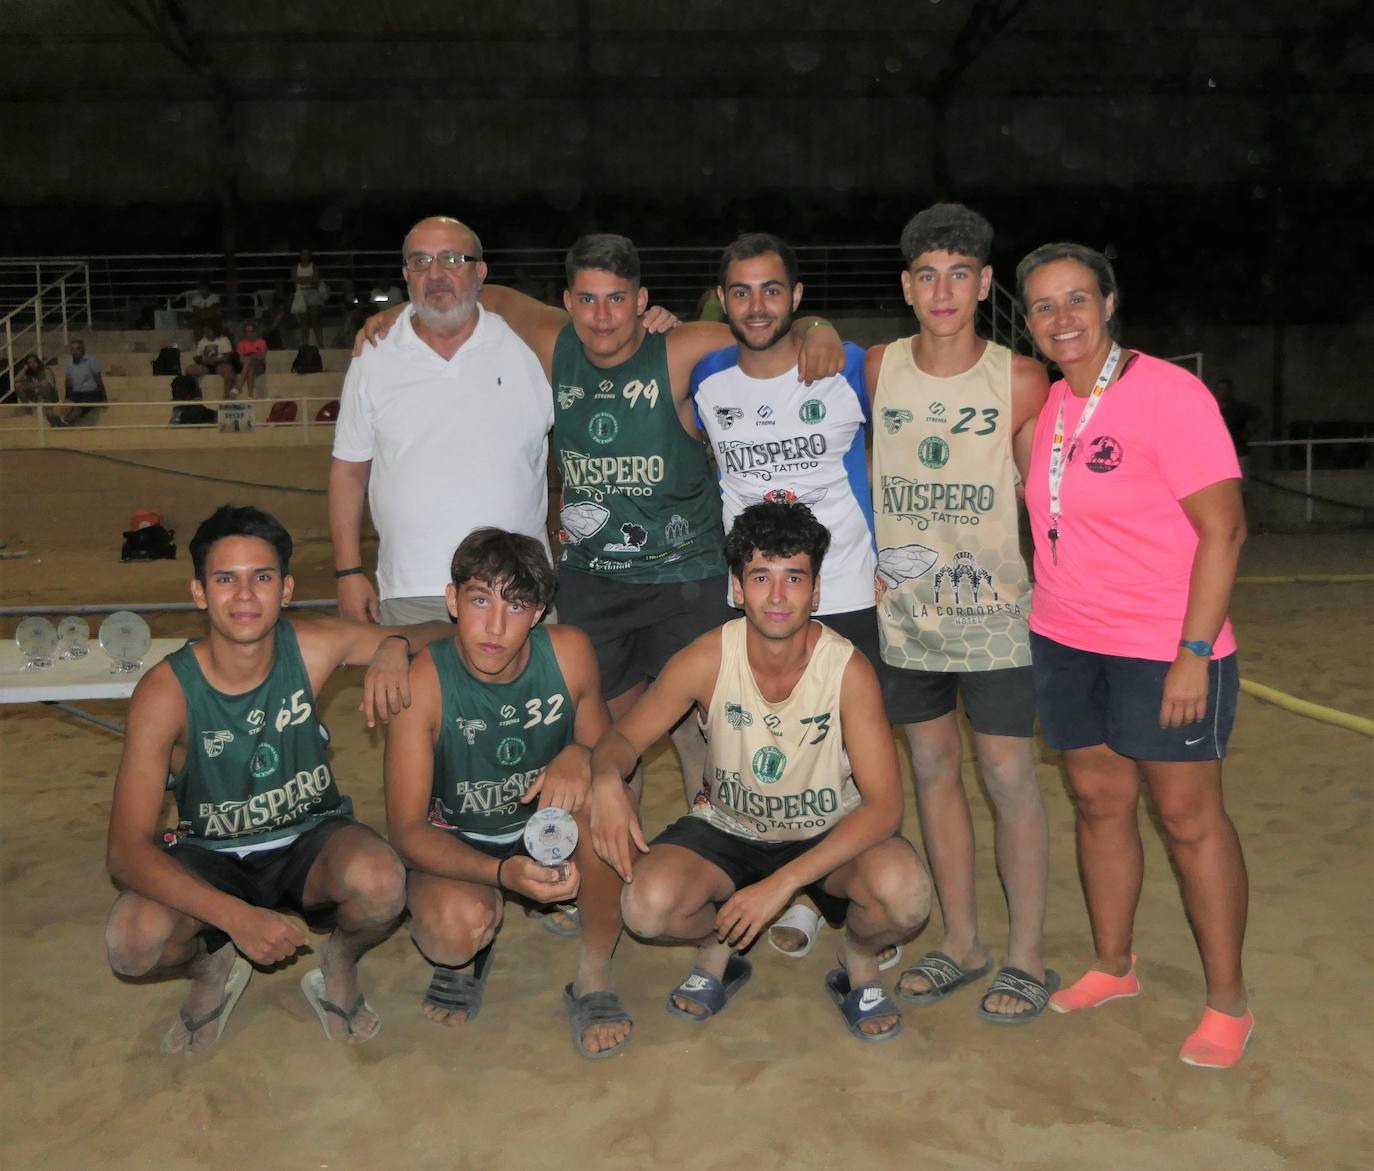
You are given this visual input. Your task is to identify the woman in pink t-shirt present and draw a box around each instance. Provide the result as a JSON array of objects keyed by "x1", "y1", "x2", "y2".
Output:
[
  {"x1": 1018, "y1": 242, "x2": 1252, "y2": 1069},
  {"x1": 235, "y1": 320, "x2": 269, "y2": 398}
]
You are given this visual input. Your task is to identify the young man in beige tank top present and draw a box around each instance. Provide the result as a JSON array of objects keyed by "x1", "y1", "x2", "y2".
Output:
[
  {"x1": 589, "y1": 502, "x2": 931, "y2": 1041},
  {"x1": 866, "y1": 204, "x2": 1057, "y2": 1022}
]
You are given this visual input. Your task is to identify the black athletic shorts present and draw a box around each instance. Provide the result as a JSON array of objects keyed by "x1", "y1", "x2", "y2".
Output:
[
  {"x1": 557, "y1": 568, "x2": 733, "y2": 699},
  {"x1": 651, "y1": 814, "x2": 849, "y2": 925},
  {"x1": 166, "y1": 815, "x2": 355, "y2": 953},
  {"x1": 881, "y1": 661, "x2": 1036, "y2": 737}
]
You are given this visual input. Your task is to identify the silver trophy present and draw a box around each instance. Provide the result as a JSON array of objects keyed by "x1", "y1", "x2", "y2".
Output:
[
  {"x1": 57, "y1": 616, "x2": 91, "y2": 660},
  {"x1": 99, "y1": 611, "x2": 152, "y2": 675},
  {"x1": 523, "y1": 806, "x2": 579, "y2": 880},
  {"x1": 16, "y1": 617, "x2": 59, "y2": 671}
]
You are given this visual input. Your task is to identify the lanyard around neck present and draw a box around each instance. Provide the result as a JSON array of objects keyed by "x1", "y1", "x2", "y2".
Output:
[{"x1": 1046, "y1": 342, "x2": 1122, "y2": 558}]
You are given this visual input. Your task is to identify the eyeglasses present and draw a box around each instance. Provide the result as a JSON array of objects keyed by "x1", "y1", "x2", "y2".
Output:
[{"x1": 404, "y1": 251, "x2": 482, "y2": 272}]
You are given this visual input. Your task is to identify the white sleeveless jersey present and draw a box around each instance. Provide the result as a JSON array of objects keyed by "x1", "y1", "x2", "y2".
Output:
[
  {"x1": 871, "y1": 338, "x2": 1031, "y2": 673},
  {"x1": 695, "y1": 618, "x2": 861, "y2": 842},
  {"x1": 692, "y1": 342, "x2": 876, "y2": 615}
]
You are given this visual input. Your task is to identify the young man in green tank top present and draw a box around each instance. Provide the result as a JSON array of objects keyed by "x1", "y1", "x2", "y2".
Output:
[
  {"x1": 385, "y1": 529, "x2": 634, "y2": 1058},
  {"x1": 105, "y1": 505, "x2": 453, "y2": 1054},
  {"x1": 362, "y1": 233, "x2": 845, "y2": 809},
  {"x1": 865, "y1": 203, "x2": 1057, "y2": 1022},
  {"x1": 590, "y1": 503, "x2": 931, "y2": 1042}
]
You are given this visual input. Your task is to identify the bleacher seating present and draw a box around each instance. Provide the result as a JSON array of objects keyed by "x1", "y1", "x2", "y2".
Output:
[{"x1": 0, "y1": 329, "x2": 351, "y2": 451}]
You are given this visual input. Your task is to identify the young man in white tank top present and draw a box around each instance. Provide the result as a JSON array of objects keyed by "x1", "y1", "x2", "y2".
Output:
[
  {"x1": 867, "y1": 204, "x2": 1057, "y2": 1023},
  {"x1": 589, "y1": 502, "x2": 931, "y2": 1041}
]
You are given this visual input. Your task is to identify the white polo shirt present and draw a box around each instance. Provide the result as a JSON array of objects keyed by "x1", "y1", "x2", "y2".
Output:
[{"x1": 333, "y1": 305, "x2": 553, "y2": 600}]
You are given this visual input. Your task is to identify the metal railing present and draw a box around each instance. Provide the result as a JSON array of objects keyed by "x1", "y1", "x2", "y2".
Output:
[
  {"x1": 0, "y1": 263, "x2": 92, "y2": 403},
  {"x1": 0, "y1": 248, "x2": 1034, "y2": 355},
  {"x1": 1249, "y1": 437, "x2": 1374, "y2": 523},
  {"x1": 0, "y1": 394, "x2": 340, "y2": 447}
]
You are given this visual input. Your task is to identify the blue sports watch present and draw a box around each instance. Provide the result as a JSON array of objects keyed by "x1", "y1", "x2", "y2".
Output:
[{"x1": 1179, "y1": 639, "x2": 1213, "y2": 658}]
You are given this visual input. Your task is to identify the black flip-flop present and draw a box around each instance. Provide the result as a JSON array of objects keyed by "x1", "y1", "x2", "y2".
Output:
[
  {"x1": 894, "y1": 950, "x2": 994, "y2": 1004},
  {"x1": 424, "y1": 943, "x2": 495, "y2": 1024},
  {"x1": 563, "y1": 984, "x2": 634, "y2": 1060},
  {"x1": 977, "y1": 966, "x2": 1061, "y2": 1025}
]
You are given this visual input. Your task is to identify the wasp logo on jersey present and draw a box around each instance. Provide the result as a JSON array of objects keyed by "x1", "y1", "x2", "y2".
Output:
[
  {"x1": 557, "y1": 384, "x2": 585, "y2": 410},
  {"x1": 455, "y1": 717, "x2": 487, "y2": 745},
  {"x1": 714, "y1": 406, "x2": 744, "y2": 430},
  {"x1": 202, "y1": 730, "x2": 234, "y2": 757},
  {"x1": 882, "y1": 408, "x2": 913, "y2": 434},
  {"x1": 724, "y1": 703, "x2": 753, "y2": 729}
]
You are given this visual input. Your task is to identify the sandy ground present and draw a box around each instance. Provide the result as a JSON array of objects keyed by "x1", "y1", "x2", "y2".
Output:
[{"x1": 1, "y1": 533, "x2": 1371, "y2": 1171}]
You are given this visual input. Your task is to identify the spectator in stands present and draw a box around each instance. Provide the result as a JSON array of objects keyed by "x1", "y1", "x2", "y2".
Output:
[
  {"x1": 291, "y1": 249, "x2": 327, "y2": 349},
  {"x1": 263, "y1": 280, "x2": 293, "y2": 349},
  {"x1": 169, "y1": 376, "x2": 217, "y2": 426},
  {"x1": 339, "y1": 280, "x2": 370, "y2": 346},
  {"x1": 188, "y1": 280, "x2": 222, "y2": 334},
  {"x1": 14, "y1": 352, "x2": 58, "y2": 417},
  {"x1": 368, "y1": 278, "x2": 404, "y2": 309},
  {"x1": 62, "y1": 339, "x2": 108, "y2": 424},
  {"x1": 187, "y1": 325, "x2": 237, "y2": 397},
  {"x1": 235, "y1": 320, "x2": 269, "y2": 398}
]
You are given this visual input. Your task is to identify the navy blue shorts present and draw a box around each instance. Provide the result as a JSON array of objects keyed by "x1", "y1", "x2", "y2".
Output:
[{"x1": 1030, "y1": 631, "x2": 1238, "y2": 761}]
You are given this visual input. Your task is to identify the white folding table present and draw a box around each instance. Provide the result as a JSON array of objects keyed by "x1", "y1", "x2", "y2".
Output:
[{"x1": 0, "y1": 639, "x2": 185, "y2": 731}]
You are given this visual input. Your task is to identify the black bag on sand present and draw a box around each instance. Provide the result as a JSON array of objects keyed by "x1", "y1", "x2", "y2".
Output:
[{"x1": 121, "y1": 523, "x2": 177, "y2": 562}]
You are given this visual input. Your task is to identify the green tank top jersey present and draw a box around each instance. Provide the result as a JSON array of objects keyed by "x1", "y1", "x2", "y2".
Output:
[
  {"x1": 428, "y1": 626, "x2": 575, "y2": 842},
  {"x1": 166, "y1": 621, "x2": 351, "y2": 851},
  {"x1": 552, "y1": 324, "x2": 725, "y2": 583}
]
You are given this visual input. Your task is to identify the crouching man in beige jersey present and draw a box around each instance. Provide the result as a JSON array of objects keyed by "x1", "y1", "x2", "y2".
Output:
[{"x1": 589, "y1": 501, "x2": 931, "y2": 1041}]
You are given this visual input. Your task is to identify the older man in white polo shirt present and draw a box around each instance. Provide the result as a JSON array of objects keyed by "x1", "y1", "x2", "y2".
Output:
[{"x1": 329, "y1": 216, "x2": 553, "y2": 625}]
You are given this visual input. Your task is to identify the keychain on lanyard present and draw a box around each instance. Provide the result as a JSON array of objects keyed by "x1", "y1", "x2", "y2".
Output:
[{"x1": 1046, "y1": 342, "x2": 1122, "y2": 565}]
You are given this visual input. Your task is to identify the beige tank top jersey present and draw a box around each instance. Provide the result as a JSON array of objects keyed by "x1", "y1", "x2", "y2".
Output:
[
  {"x1": 695, "y1": 618, "x2": 861, "y2": 843},
  {"x1": 871, "y1": 339, "x2": 1031, "y2": 673}
]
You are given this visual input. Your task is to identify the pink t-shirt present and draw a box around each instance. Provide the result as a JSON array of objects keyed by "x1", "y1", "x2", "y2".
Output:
[
  {"x1": 1025, "y1": 352, "x2": 1240, "y2": 661},
  {"x1": 237, "y1": 337, "x2": 268, "y2": 360}
]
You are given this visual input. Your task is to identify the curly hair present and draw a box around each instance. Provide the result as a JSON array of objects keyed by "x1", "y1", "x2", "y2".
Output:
[
  {"x1": 724, "y1": 500, "x2": 831, "y2": 581},
  {"x1": 899, "y1": 203, "x2": 994, "y2": 267}
]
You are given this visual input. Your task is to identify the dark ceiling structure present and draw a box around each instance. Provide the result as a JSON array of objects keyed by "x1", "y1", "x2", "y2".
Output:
[{"x1": 3, "y1": 1, "x2": 1372, "y2": 329}]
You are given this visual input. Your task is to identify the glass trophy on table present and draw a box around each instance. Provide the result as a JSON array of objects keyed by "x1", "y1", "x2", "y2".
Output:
[
  {"x1": 15, "y1": 617, "x2": 59, "y2": 671},
  {"x1": 57, "y1": 616, "x2": 91, "y2": 660},
  {"x1": 99, "y1": 611, "x2": 152, "y2": 675}
]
